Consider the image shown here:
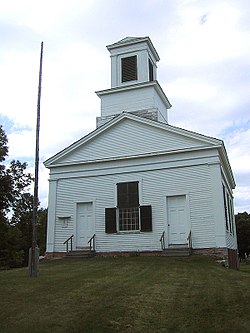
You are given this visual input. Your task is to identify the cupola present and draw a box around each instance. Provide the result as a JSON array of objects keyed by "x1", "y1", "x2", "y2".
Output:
[
  {"x1": 96, "y1": 36, "x2": 171, "y2": 127},
  {"x1": 107, "y1": 36, "x2": 159, "y2": 88}
]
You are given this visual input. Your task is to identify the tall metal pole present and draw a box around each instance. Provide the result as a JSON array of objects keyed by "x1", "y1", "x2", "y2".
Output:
[{"x1": 29, "y1": 41, "x2": 43, "y2": 277}]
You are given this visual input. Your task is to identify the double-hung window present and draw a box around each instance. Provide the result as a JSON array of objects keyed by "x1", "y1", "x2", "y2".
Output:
[
  {"x1": 105, "y1": 181, "x2": 152, "y2": 233},
  {"x1": 117, "y1": 182, "x2": 139, "y2": 231}
]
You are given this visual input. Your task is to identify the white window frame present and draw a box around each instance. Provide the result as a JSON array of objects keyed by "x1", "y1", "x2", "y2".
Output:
[
  {"x1": 118, "y1": 52, "x2": 139, "y2": 86},
  {"x1": 115, "y1": 180, "x2": 142, "y2": 233}
]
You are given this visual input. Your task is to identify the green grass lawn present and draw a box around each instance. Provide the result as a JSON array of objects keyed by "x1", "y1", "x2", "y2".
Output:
[{"x1": 0, "y1": 256, "x2": 250, "y2": 333}]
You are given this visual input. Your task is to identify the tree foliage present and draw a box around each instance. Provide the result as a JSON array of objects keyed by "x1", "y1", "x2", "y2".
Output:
[
  {"x1": 235, "y1": 212, "x2": 250, "y2": 259},
  {"x1": 0, "y1": 125, "x2": 47, "y2": 268},
  {"x1": 0, "y1": 125, "x2": 12, "y2": 220}
]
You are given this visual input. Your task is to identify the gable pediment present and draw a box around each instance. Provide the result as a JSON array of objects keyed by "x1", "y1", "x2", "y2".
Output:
[{"x1": 44, "y1": 113, "x2": 222, "y2": 167}]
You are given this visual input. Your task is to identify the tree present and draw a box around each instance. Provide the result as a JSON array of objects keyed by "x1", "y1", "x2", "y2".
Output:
[
  {"x1": 235, "y1": 212, "x2": 250, "y2": 259},
  {"x1": 0, "y1": 125, "x2": 47, "y2": 268},
  {"x1": 10, "y1": 192, "x2": 34, "y2": 266},
  {"x1": 0, "y1": 125, "x2": 12, "y2": 220},
  {"x1": 37, "y1": 208, "x2": 47, "y2": 256},
  {"x1": 11, "y1": 193, "x2": 47, "y2": 265},
  {"x1": 0, "y1": 221, "x2": 24, "y2": 268}
]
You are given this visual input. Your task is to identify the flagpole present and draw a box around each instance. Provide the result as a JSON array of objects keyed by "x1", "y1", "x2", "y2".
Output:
[{"x1": 29, "y1": 41, "x2": 43, "y2": 277}]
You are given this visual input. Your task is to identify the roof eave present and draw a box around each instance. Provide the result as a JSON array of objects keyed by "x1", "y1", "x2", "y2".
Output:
[
  {"x1": 107, "y1": 36, "x2": 160, "y2": 61},
  {"x1": 218, "y1": 144, "x2": 236, "y2": 189},
  {"x1": 96, "y1": 80, "x2": 172, "y2": 109}
]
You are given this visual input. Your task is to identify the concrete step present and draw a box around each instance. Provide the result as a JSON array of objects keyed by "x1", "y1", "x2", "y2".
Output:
[
  {"x1": 76, "y1": 246, "x2": 90, "y2": 251},
  {"x1": 65, "y1": 250, "x2": 96, "y2": 259},
  {"x1": 162, "y1": 247, "x2": 191, "y2": 257}
]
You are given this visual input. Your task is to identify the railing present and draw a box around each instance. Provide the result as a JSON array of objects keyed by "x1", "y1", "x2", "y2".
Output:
[
  {"x1": 63, "y1": 235, "x2": 74, "y2": 253},
  {"x1": 88, "y1": 234, "x2": 96, "y2": 253},
  {"x1": 159, "y1": 231, "x2": 165, "y2": 250},
  {"x1": 187, "y1": 231, "x2": 192, "y2": 252}
]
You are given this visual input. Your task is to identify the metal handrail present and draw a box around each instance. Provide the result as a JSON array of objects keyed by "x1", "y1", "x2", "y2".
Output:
[
  {"x1": 187, "y1": 231, "x2": 192, "y2": 249},
  {"x1": 88, "y1": 234, "x2": 96, "y2": 252},
  {"x1": 63, "y1": 235, "x2": 74, "y2": 253},
  {"x1": 159, "y1": 231, "x2": 165, "y2": 250}
]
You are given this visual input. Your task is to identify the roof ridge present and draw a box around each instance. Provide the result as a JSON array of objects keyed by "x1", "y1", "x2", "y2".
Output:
[{"x1": 108, "y1": 36, "x2": 149, "y2": 46}]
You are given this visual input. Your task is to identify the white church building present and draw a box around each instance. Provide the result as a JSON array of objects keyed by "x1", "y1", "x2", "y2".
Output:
[{"x1": 44, "y1": 37, "x2": 238, "y2": 268}]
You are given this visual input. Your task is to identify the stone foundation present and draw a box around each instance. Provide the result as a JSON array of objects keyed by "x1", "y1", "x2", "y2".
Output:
[
  {"x1": 45, "y1": 252, "x2": 66, "y2": 259},
  {"x1": 45, "y1": 247, "x2": 239, "y2": 269},
  {"x1": 95, "y1": 251, "x2": 163, "y2": 257},
  {"x1": 192, "y1": 247, "x2": 228, "y2": 258},
  {"x1": 192, "y1": 247, "x2": 239, "y2": 270}
]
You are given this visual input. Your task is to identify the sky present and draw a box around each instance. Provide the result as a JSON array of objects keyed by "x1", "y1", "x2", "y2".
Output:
[{"x1": 0, "y1": 0, "x2": 249, "y2": 213}]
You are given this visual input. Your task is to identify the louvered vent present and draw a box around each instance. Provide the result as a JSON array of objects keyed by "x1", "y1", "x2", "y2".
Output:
[
  {"x1": 149, "y1": 59, "x2": 154, "y2": 81},
  {"x1": 121, "y1": 55, "x2": 137, "y2": 82}
]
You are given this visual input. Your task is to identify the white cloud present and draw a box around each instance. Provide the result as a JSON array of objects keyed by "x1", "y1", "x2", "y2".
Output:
[
  {"x1": 234, "y1": 185, "x2": 250, "y2": 213},
  {"x1": 226, "y1": 127, "x2": 250, "y2": 174},
  {"x1": 165, "y1": 1, "x2": 250, "y2": 66},
  {"x1": 8, "y1": 129, "x2": 35, "y2": 158},
  {"x1": 0, "y1": 51, "x2": 38, "y2": 127},
  {"x1": 0, "y1": 0, "x2": 250, "y2": 212},
  {"x1": 0, "y1": 0, "x2": 97, "y2": 34}
]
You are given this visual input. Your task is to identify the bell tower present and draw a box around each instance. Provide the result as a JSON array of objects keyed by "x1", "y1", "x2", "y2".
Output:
[
  {"x1": 96, "y1": 36, "x2": 171, "y2": 127},
  {"x1": 108, "y1": 36, "x2": 159, "y2": 87}
]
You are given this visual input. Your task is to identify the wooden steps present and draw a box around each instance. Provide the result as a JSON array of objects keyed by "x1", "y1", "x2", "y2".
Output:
[
  {"x1": 64, "y1": 246, "x2": 191, "y2": 258},
  {"x1": 65, "y1": 249, "x2": 96, "y2": 259},
  {"x1": 162, "y1": 246, "x2": 191, "y2": 257}
]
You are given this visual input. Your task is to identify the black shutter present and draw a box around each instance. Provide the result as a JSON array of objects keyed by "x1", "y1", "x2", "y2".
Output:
[
  {"x1": 140, "y1": 205, "x2": 152, "y2": 232},
  {"x1": 117, "y1": 182, "x2": 139, "y2": 208},
  {"x1": 105, "y1": 208, "x2": 117, "y2": 233},
  {"x1": 122, "y1": 56, "x2": 137, "y2": 82}
]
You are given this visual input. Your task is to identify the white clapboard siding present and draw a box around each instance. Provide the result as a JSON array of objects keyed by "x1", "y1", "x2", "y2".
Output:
[
  {"x1": 100, "y1": 88, "x2": 155, "y2": 116},
  {"x1": 55, "y1": 118, "x2": 211, "y2": 165},
  {"x1": 226, "y1": 231, "x2": 238, "y2": 249},
  {"x1": 45, "y1": 115, "x2": 234, "y2": 254},
  {"x1": 53, "y1": 158, "x2": 224, "y2": 252}
]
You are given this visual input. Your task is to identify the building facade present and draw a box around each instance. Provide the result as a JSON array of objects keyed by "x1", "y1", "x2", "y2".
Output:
[{"x1": 44, "y1": 37, "x2": 238, "y2": 268}]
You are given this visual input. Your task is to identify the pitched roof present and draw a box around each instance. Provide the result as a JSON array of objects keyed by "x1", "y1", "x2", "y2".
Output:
[
  {"x1": 45, "y1": 112, "x2": 220, "y2": 164},
  {"x1": 44, "y1": 112, "x2": 235, "y2": 188},
  {"x1": 107, "y1": 36, "x2": 160, "y2": 61},
  {"x1": 108, "y1": 36, "x2": 148, "y2": 46}
]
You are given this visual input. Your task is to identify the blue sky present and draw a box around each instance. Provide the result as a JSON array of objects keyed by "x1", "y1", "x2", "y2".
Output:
[{"x1": 0, "y1": 0, "x2": 249, "y2": 213}]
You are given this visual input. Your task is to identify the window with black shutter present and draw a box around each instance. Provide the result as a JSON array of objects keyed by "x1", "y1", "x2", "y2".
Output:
[
  {"x1": 117, "y1": 182, "x2": 139, "y2": 208},
  {"x1": 105, "y1": 182, "x2": 153, "y2": 233},
  {"x1": 121, "y1": 56, "x2": 137, "y2": 82},
  {"x1": 117, "y1": 181, "x2": 139, "y2": 231}
]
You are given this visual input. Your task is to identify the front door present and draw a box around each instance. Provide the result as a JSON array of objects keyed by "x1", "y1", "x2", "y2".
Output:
[
  {"x1": 167, "y1": 195, "x2": 187, "y2": 245},
  {"x1": 76, "y1": 202, "x2": 93, "y2": 248}
]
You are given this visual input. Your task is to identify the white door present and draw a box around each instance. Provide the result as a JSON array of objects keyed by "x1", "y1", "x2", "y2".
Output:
[
  {"x1": 167, "y1": 195, "x2": 187, "y2": 245},
  {"x1": 76, "y1": 203, "x2": 93, "y2": 248}
]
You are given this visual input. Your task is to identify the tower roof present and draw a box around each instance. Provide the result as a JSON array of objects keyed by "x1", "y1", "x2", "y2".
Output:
[{"x1": 107, "y1": 36, "x2": 160, "y2": 61}]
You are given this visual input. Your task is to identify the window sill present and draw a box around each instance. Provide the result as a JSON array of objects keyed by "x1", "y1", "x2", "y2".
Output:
[{"x1": 117, "y1": 231, "x2": 141, "y2": 235}]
